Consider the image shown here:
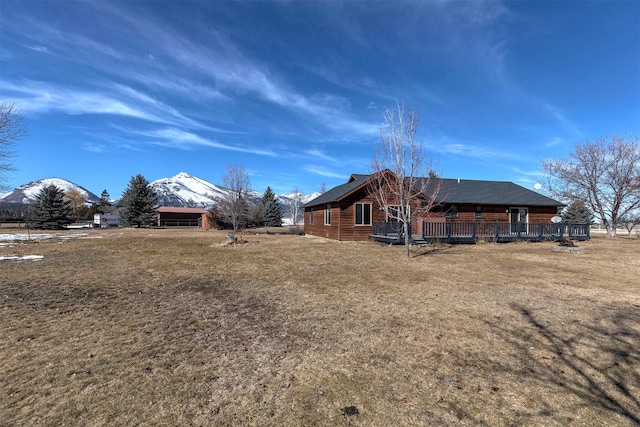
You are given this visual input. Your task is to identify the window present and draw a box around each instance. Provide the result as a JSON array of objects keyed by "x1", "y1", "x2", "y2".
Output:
[
  {"x1": 475, "y1": 205, "x2": 483, "y2": 219},
  {"x1": 324, "y1": 204, "x2": 331, "y2": 225},
  {"x1": 445, "y1": 204, "x2": 459, "y2": 218},
  {"x1": 355, "y1": 203, "x2": 372, "y2": 226},
  {"x1": 308, "y1": 209, "x2": 313, "y2": 224}
]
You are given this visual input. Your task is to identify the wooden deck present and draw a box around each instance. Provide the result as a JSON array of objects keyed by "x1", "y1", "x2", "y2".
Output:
[{"x1": 370, "y1": 221, "x2": 590, "y2": 244}]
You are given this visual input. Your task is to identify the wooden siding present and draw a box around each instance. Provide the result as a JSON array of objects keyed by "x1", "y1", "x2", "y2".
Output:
[{"x1": 304, "y1": 189, "x2": 560, "y2": 242}]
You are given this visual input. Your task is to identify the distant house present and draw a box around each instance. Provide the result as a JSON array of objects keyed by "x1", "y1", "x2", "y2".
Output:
[
  {"x1": 157, "y1": 207, "x2": 210, "y2": 229},
  {"x1": 303, "y1": 172, "x2": 590, "y2": 243}
]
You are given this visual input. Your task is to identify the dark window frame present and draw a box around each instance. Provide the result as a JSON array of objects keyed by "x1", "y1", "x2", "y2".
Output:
[{"x1": 355, "y1": 202, "x2": 372, "y2": 226}]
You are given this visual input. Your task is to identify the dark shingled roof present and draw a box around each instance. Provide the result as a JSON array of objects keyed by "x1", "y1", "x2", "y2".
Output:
[
  {"x1": 302, "y1": 174, "x2": 371, "y2": 208},
  {"x1": 424, "y1": 178, "x2": 563, "y2": 206},
  {"x1": 303, "y1": 174, "x2": 563, "y2": 208}
]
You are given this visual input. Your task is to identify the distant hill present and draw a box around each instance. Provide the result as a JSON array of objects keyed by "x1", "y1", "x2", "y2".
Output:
[
  {"x1": 0, "y1": 173, "x2": 322, "y2": 219},
  {"x1": 0, "y1": 178, "x2": 101, "y2": 205}
]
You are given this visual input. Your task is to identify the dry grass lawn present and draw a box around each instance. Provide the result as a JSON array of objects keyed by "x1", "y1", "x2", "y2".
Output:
[{"x1": 1, "y1": 228, "x2": 639, "y2": 426}]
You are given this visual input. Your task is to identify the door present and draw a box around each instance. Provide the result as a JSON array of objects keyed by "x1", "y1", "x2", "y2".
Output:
[{"x1": 510, "y1": 208, "x2": 528, "y2": 233}]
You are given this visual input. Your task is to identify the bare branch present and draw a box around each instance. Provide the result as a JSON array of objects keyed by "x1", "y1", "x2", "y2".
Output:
[
  {"x1": 369, "y1": 100, "x2": 441, "y2": 256},
  {"x1": 0, "y1": 102, "x2": 29, "y2": 189},
  {"x1": 543, "y1": 135, "x2": 640, "y2": 237}
]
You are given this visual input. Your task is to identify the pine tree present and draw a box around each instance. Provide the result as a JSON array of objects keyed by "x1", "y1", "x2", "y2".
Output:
[
  {"x1": 119, "y1": 175, "x2": 159, "y2": 228},
  {"x1": 99, "y1": 189, "x2": 111, "y2": 207},
  {"x1": 261, "y1": 186, "x2": 282, "y2": 227},
  {"x1": 561, "y1": 200, "x2": 594, "y2": 224},
  {"x1": 28, "y1": 185, "x2": 73, "y2": 229}
]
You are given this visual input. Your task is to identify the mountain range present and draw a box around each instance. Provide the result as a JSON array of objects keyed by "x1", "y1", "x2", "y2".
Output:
[{"x1": 0, "y1": 172, "x2": 321, "y2": 210}]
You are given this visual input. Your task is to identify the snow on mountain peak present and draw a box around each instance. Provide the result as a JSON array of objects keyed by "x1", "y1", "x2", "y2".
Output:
[{"x1": 0, "y1": 178, "x2": 100, "y2": 204}]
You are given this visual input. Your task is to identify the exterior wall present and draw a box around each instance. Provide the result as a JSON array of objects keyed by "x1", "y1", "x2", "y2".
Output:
[
  {"x1": 304, "y1": 205, "x2": 341, "y2": 240},
  {"x1": 304, "y1": 191, "x2": 561, "y2": 242},
  {"x1": 426, "y1": 204, "x2": 559, "y2": 223},
  {"x1": 304, "y1": 187, "x2": 385, "y2": 241}
]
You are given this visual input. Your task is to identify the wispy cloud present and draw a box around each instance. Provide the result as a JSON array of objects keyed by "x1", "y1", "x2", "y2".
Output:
[
  {"x1": 302, "y1": 166, "x2": 348, "y2": 179},
  {"x1": 1, "y1": 80, "x2": 204, "y2": 129},
  {"x1": 432, "y1": 141, "x2": 521, "y2": 160},
  {"x1": 546, "y1": 136, "x2": 564, "y2": 148},
  {"x1": 128, "y1": 127, "x2": 276, "y2": 157},
  {"x1": 26, "y1": 45, "x2": 49, "y2": 53},
  {"x1": 82, "y1": 142, "x2": 106, "y2": 153},
  {"x1": 304, "y1": 149, "x2": 337, "y2": 163}
]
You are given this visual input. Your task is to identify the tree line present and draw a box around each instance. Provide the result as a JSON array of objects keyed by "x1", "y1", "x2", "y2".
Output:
[
  {"x1": 22, "y1": 169, "x2": 310, "y2": 231},
  {"x1": 3, "y1": 101, "x2": 638, "y2": 237}
]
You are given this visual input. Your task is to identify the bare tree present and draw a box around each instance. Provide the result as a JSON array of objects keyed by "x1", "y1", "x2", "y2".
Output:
[
  {"x1": 64, "y1": 189, "x2": 88, "y2": 220},
  {"x1": 220, "y1": 164, "x2": 250, "y2": 233},
  {"x1": 543, "y1": 135, "x2": 640, "y2": 237},
  {"x1": 369, "y1": 101, "x2": 442, "y2": 257},
  {"x1": 287, "y1": 187, "x2": 304, "y2": 226},
  {"x1": 1, "y1": 102, "x2": 29, "y2": 190},
  {"x1": 619, "y1": 211, "x2": 640, "y2": 236}
]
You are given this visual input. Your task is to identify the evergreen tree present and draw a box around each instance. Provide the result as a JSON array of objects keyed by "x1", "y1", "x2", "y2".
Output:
[
  {"x1": 28, "y1": 185, "x2": 73, "y2": 229},
  {"x1": 119, "y1": 175, "x2": 159, "y2": 228},
  {"x1": 561, "y1": 200, "x2": 594, "y2": 224},
  {"x1": 261, "y1": 186, "x2": 282, "y2": 227},
  {"x1": 99, "y1": 189, "x2": 111, "y2": 207}
]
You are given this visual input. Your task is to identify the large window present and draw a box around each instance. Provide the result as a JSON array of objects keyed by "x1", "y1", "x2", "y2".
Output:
[
  {"x1": 324, "y1": 204, "x2": 331, "y2": 225},
  {"x1": 355, "y1": 203, "x2": 372, "y2": 226},
  {"x1": 308, "y1": 209, "x2": 313, "y2": 224}
]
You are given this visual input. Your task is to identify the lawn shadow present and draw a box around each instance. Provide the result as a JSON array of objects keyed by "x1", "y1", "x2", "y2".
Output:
[{"x1": 485, "y1": 302, "x2": 640, "y2": 424}]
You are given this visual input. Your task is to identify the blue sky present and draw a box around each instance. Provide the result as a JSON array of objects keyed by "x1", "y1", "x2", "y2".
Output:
[{"x1": 1, "y1": 1, "x2": 638, "y2": 197}]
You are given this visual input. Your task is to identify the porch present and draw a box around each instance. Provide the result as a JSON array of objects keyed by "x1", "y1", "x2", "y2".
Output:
[{"x1": 370, "y1": 221, "x2": 590, "y2": 244}]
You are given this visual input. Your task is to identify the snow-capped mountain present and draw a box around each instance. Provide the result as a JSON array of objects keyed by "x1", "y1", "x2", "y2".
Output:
[
  {"x1": 0, "y1": 172, "x2": 322, "y2": 210},
  {"x1": 150, "y1": 172, "x2": 230, "y2": 207},
  {"x1": 150, "y1": 172, "x2": 321, "y2": 209},
  {"x1": 280, "y1": 191, "x2": 322, "y2": 206},
  {"x1": 0, "y1": 178, "x2": 100, "y2": 204}
]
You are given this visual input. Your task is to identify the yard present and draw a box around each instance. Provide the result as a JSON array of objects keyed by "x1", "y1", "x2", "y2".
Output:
[{"x1": 1, "y1": 229, "x2": 639, "y2": 426}]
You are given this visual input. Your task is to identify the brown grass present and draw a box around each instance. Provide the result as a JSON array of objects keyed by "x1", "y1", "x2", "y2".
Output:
[{"x1": 1, "y1": 229, "x2": 639, "y2": 426}]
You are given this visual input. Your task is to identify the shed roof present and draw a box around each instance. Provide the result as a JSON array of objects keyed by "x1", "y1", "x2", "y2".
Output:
[{"x1": 157, "y1": 206, "x2": 209, "y2": 214}]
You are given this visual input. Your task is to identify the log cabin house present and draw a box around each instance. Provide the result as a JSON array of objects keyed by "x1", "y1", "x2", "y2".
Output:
[{"x1": 302, "y1": 172, "x2": 590, "y2": 243}]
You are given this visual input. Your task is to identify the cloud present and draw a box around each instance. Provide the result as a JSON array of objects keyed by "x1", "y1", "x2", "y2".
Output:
[
  {"x1": 82, "y1": 142, "x2": 106, "y2": 153},
  {"x1": 432, "y1": 141, "x2": 520, "y2": 160},
  {"x1": 26, "y1": 45, "x2": 49, "y2": 53},
  {"x1": 0, "y1": 80, "x2": 205, "y2": 129},
  {"x1": 302, "y1": 166, "x2": 347, "y2": 179},
  {"x1": 128, "y1": 127, "x2": 276, "y2": 157},
  {"x1": 304, "y1": 149, "x2": 337, "y2": 163},
  {"x1": 546, "y1": 136, "x2": 564, "y2": 148}
]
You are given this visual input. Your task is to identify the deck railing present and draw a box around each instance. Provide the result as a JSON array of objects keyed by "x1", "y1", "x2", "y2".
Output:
[
  {"x1": 372, "y1": 221, "x2": 407, "y2": 241},
  {"x1": 372, "y1": 221, "x2": 590, "y2": 243},
  {"x1": 421, "y1": 221, "x2": 589, "y2": 241}
]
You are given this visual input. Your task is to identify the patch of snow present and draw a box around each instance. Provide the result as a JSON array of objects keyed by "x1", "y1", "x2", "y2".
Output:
[
  {"x1": 0, "y1": 233, "x2": 53, "y2": 241},
  {"x1": 0, "y1": 255, "x2": 44, "y2": 261}
]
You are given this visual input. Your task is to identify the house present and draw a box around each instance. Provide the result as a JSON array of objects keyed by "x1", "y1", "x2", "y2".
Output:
[
  {"x1": 303, "y1": 172, "x2": 590, "y2": 243},
  {"x1": 157, "y1": 206, "x2": 210, "y2": 229}
]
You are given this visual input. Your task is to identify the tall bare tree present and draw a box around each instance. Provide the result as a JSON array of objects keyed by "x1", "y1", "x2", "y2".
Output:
[
  {"x1": 1, "y1": 102, "x2": 29, "y2": 190},
  {"x1": 220, "y1": 164, "x2": 250, "y2": 233},
  {"x1": 287, "y1": 187, "x2": 304, "y2": 226},
  {"x1": 369, "y1": 101, "x2": 441, "y2": 257},
  {"x1": 543, "y1": 135, "x2": 640, "y2": 237},
  {"x1": 64, "y1": 189, "x2": 88, "y2": 220}
]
